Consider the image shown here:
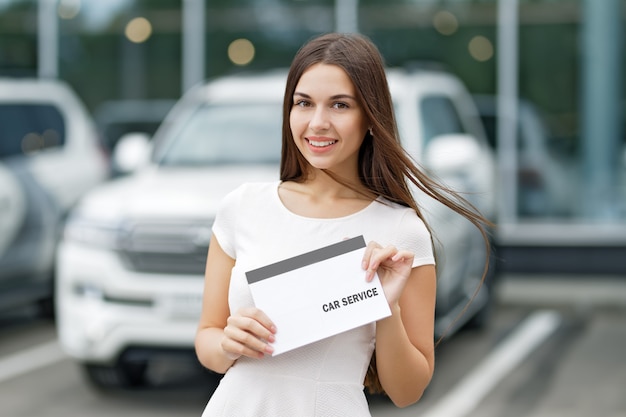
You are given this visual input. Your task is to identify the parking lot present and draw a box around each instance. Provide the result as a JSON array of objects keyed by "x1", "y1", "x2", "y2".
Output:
[
  {"x1": 1, "y1": 273, "x2": 625, "y2": 417},
  {"x1": 1, "y1": 2, "x2": 625, "y2": 416}
]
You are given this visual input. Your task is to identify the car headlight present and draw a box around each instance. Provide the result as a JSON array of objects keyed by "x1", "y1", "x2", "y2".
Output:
[{"x1": 62, "y1": 215, "x2": 127, "y2": 249}]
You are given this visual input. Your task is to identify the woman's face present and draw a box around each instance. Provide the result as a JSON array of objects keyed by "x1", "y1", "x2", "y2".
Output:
[{"x1": 289, "y1": 63, "x2": 369, "y2": 178}]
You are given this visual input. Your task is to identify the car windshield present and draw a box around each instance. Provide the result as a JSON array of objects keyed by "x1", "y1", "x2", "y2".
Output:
[{"x1": 156, "y1": 103, "x2": 282, "y2": 166}]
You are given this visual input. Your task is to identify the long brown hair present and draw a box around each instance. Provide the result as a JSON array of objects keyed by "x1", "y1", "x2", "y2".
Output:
[{"x1": 280, "y1": 33, "x2": 492, "y2": 394}]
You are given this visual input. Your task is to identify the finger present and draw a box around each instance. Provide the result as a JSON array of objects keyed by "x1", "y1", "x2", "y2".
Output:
[
  {"x1": 221, "y1": 332, "x2": 272, "y2": 359},
  {"x1": 224, "y1": 324, "x2": 274, "y2": 354},
  {"x1": 224, "y1": 320, "x2": 275, "y2": 356},
  {"x1": 391, "y1": 249, "x2": 415, "y2": 264},
  {"x1": 367, "y1": 245, "x2": 397, "y2": 271},
  {"x1": 367, "y1": 245, "x2": 412, "y2": 282},
  {"x1": 227, "y1": 313, "x2": 276, "y2": 344},
  {"x1": 236, "y1": 307, "x2": 277, "y2": 335},
  {"x1": 362, "y1": 241, "x2": 381, "y2": 272}
]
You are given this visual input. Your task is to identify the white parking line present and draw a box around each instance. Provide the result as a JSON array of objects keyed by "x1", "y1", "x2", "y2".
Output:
[
  {"x1": 421, "y1": 310, "x2": 561, "y2": 417},
  {"x1": 0, "y1": 340, "x2": 67, "y2": 384}
]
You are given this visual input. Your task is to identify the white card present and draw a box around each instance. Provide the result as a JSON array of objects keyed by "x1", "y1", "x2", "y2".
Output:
[{"x1": 246, "y1": 235, "x2": 391, "y2": 356}]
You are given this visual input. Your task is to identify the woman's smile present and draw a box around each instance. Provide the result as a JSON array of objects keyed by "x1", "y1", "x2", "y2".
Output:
[{"x1": 306, "y1": 136, "x2": 338, "y2": 151}]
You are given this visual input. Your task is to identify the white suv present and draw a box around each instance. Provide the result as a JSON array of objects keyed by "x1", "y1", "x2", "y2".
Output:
[
  {"x1": 0, "y1": 78, "x2": 109, "y2": 314},
  {"x1": 56, "y1": 68, "x2": 496, "y2": 388}
]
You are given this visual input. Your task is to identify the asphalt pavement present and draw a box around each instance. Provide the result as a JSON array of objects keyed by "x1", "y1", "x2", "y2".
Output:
[
  {"x1": 462, "y1": 274, "x2": 626, "y2": 417},
  {"x1": 372, "y1": 273, "x2": 626, "y2": 417},
  {"x1": 1, "y1": 273, "x2": 625, "y2": 417}
]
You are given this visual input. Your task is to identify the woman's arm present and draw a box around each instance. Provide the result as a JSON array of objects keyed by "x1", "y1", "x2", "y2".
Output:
[
  {"x1": 375, "y1": 264, "x2": 437, "y2": 407},
  {"x1": 195, "y1": 234, "x2": 276, "y2": 374},
  {"x1": 362, "y1": 242, "x2": 436, "y2": 407}
]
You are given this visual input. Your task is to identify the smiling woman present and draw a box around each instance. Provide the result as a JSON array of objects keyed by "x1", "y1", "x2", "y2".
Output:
[
  {"x1": 194, "y1": 32, "x2": 492, "y2": 416},
  {"x1": 52, "y1": 29, "x2": 496, "y2": 397}
]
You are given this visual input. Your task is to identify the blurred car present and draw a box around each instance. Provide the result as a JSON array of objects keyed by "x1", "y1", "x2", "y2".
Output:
[
  {"x1": 0, "y1": 163, "x2": 26, "y2": 262},
  {"x1": 0, "y1": 77, "x2": 109, "y2": 314},
  {"x1": 94, "y1": 99, "x2": 176, "y2": 148},
  {"x1": 56, "y1": 67, "x2": 497, "y2": 389},
  {"x1": 93, "y1": 99, "x2": 176, "y2": 176},
  {"x1": 473, "y1": 94, "x2": 578, "y2": 217}
]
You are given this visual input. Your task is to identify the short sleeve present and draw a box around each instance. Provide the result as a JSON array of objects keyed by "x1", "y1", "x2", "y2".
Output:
[
  {"x1": 211, "y1": 185, "x2": 244, "y2": 259},
  {"x1": 396, "y1": 209, "x2": 435, "y2": 268}
]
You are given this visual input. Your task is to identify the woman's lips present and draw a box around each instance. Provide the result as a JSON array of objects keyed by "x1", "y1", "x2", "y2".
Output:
[{"x1": 306, "y1": 137, "x2": 337, "y2": 151}]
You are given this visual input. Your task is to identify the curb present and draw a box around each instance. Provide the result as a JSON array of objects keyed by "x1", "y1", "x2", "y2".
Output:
[{"x1": 496, "y1": 274, "x2": 626, "y2": 309}]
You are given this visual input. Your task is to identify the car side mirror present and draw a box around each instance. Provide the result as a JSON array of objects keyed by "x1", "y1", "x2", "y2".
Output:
[
  {"x1": 112, "y1": 132, "x2": 152, "y2": 175},
  {"x1": 423, "y1": 133, "x2": 482, "y2": 175}
]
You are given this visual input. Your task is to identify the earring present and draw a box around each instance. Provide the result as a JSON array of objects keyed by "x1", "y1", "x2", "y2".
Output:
[{"x1": 368, "y1": 127, "x2": 373, "y2": 136}]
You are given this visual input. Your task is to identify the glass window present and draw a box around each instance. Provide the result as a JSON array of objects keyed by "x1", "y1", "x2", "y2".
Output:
[
  {"x1": 420, "y1": 95, "x2": 466, "y2": 147},
  {"x1": 0, "y1": 104, "x2": 66, "y2": 158},
  {"x1": 157, "y1": 103, "x2": 282, "y2": 166}
]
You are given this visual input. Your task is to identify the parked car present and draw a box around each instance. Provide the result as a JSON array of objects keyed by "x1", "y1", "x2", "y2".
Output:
[
  {"x1": 0, "y1": 163, "x2": 25, "y2": 261},
  {"x1": 93, "y1": 99, "x2": 176, "y2": 176},
  {"x1": 0, "y1": 77, "x2": 110, "y2": 314},
  {"x1": 473, "y1": 94, "x2": 578, "y2": 217},
  {"x1": 56, "y1": 67, "x2": 497, "y2": 389}
]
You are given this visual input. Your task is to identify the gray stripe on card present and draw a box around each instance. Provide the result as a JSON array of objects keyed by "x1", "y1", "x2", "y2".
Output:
[{"x1": 245, "y1": 235, "x2": 365, "y2": 284}]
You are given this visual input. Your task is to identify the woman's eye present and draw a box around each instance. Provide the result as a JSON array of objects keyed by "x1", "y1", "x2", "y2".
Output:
[
  {"x1": 332, "y1": 102, "x2": 349, "y2": 109},
  {"x1": 294, "y1": 100, "x2": 311, "y2": 107}
]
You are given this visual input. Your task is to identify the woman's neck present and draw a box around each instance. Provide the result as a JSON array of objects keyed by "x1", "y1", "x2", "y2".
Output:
[
  {"x1": 279, "y1": 170, "x2": 376, "y2": 218},
  {"x1": 302, "y1": 169, "x2": 371, "y2": 200}
]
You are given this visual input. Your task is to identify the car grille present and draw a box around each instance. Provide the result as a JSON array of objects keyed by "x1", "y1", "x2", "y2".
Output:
[{"x1": 117, "y1": 220, "x2": 213, "y2": 275}]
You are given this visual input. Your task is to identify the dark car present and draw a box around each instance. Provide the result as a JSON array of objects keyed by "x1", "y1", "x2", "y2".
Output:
[
  {"x1": 473, "y1": 94, "x2": 578, "y2": 217},
  {"x1": 0, "y1": 78, "x2": 109, "y2": 315}
]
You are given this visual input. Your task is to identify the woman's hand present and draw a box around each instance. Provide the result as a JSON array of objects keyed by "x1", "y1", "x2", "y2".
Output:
[
  {"x1": 221, "y1": 307, "x2": 276, "y2": 360},
  {"x1": 362, "y1": 242, "x2": 415, "y2": 307}
]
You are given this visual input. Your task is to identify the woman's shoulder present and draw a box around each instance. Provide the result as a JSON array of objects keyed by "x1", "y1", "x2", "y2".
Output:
[
  {"x1": 217, "y1": 181, "x2": 279, "y2": 215},
  {"x1": 370, "y1": 197, "x2": 429, "y2": 230},
  {"x1": 370, "y1": 197, "x2": 415, "y2": 215},
  {"x1": 215, "y1": 180, "x2": 279, "y2": 228},
  {"x1": 226, "y1": 180, "x2": 279, "y2": 199}
]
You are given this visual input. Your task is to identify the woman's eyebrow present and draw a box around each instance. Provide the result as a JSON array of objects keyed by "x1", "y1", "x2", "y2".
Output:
[
  {"x1": 330, "y1": 94, "x2": 357, "y2": 101},
  {"x1": 293, "y1": 92, "x2": 357, "y2": 101}
]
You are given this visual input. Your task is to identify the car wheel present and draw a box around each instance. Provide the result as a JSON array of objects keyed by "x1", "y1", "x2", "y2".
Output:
[{"x1": 82, "y1": 361, "x2": 148, "y2": 389}]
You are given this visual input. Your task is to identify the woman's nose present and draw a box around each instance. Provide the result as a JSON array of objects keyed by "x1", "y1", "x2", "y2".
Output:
[{"x1": 309, "y1": 107, "x2": 330, "y2": 131}]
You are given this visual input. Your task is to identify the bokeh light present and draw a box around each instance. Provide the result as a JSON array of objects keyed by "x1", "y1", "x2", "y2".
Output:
[
  {"x1": 20, "y1": 129, "x2": 60, "y2": 154},
  {"x1": 433, "y1": 10, "x2": 458, "y2": 36},
  {"x1": 57, "y1": 0, "x2": 81, "y2": 20},
  {"x1": 125, "y1": 17, "x2": 152, "y2": 44},
  {"x1": 228, "y1": 38, "x2": 255, "y2": 66},
  {"x1": 21, "y1": 132, "x2": 43, "y2": 154},
  {"x1": 42, "y1": 129, "x2": 60, "y2": 148},
  {"x1": 468, "y1": 36, "x2": 494, "y2": 62}
]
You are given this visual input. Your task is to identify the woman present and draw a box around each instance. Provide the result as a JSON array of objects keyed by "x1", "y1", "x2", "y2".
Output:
[{"x1": 195, "y1": 32, "x2": 490, "y2": 416}]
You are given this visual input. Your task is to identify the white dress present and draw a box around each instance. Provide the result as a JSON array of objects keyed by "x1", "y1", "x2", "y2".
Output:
[{"x1": 201, "y1": 181, "x2": 435, "y2": 417}]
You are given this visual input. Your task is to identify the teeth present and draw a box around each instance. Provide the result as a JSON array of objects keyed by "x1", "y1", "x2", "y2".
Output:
[{"x1": 309, "y1": 140, "x2": 336, "y2": 147}]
